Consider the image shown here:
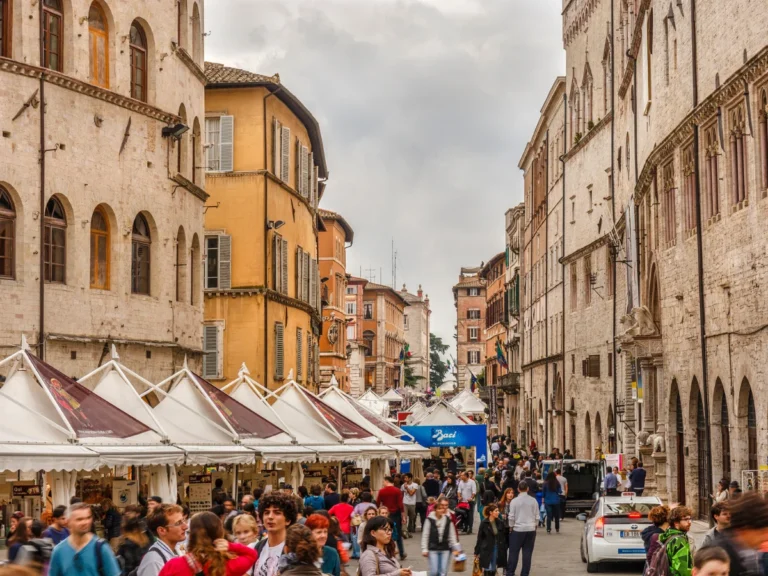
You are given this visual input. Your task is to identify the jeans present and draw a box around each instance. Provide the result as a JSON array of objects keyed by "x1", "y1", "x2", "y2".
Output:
[
  {"x1": 389, "y1": 513, "x2": 406, "y2": 557},
  {"x1": 416, "y1": 503, "x2": 427, "y2": 528},
  {"x1": 351, "y1": 528, "x2": 361, "y2": 558},
  {"x1": 634, "y1": 488, "x2": 645, "y2": 497},
  {"x1": 427, "y1": 550, "x2": 451, "y2": 576},
  {"x1": 545, "y1": 504, "x2": 560, "y2": 532},
  {"x1": 559, "y1": 496, "x2": 567, "y2": 520},
  {"x1": 507, "y1": 531, "x2": 536, "y2": 576},
  {"x1": 405, "y1": 503, "x2": 417, "y2": 533},
  {"x1": 465, "y1": 501, "x2": 476, "y2": 532}
]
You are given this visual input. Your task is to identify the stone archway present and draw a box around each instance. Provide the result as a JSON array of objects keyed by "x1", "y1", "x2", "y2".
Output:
[
  {"x1": 668, "y1": 379, "x2": 685, "y2": 505},
  {"x1": 585, "y1": 412, "x2": 592, "y2": 460},
  {"x1": 712, "y1": 378, "x2": 731, "y2": 483},
  {"x1": 608, "y1": 404, "x2": 616, "y2": 453},
  {"x1": 689, "y1": 378, "x2": 710, "y2": 520},
  {"x1": 594, "y1": 412, "x2": 603, "y2": 457},
  {"x1": 736, "y1": 378, "x2": 758, "y2": 474}
]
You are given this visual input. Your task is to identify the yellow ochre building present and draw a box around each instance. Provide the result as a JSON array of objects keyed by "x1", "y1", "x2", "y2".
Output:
[{"x1": 202, "y1": 63, "x2": 327, "y2": 390}]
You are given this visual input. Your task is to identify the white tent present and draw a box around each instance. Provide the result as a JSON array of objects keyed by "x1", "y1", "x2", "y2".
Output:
[
  {"x1": 357, "y1": 389, "x2": 389, "y2": 416},
  {"x1": 405, "y1": 401, "x2": 428, "y2": 424},
  {"x1": 436, "y1": 380, "x2": 457, "y2": 395},
  {"x1": 380, "y1": 388, "x2": 404, "y2": 403},
  {"x1": 449, "y1": 389, "x2": 488, "y2": 415},
  {"x1": 411, "y1": 400, "x2": 473, "y2": 426}
]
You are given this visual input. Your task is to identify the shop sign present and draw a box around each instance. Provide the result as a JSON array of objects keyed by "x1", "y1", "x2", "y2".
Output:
[{"x1": 13, "y1": 485, "x2": 41, "y2": 497}]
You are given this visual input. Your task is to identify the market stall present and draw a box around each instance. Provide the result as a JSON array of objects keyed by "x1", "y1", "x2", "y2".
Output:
[{"x1": 449, "y1": 389, "x2": 488, "y2": 416}]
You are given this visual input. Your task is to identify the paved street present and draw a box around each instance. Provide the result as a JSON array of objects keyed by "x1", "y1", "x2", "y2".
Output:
[{"x1": 349, "y1": 515, "x2": 646, "y2": 576}]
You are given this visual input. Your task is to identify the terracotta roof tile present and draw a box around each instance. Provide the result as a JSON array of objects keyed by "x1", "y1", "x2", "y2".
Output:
[{"x1": 204, "y1": 62, "x2": 279, "y2": 86}]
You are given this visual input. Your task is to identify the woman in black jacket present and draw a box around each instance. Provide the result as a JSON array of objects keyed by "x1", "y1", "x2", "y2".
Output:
[
  {"x1": 441, "y1": 477, "x2": 458, "y2": 511},
  {"x1": 473, "y1": 504, "x2": 507, "y2": 576}
]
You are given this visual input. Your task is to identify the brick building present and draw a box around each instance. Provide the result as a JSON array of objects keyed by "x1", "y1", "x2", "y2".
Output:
[
  {"x1": 399, "y1": 284, "x2": 431, "y2": 390},
  {"x1": 361, "y1": 282, "x2": 408, "y2": 393},
  {"x1": 502, "y1": 205, "x2": 525, "y2": 439},
  {"x1": 481, "y1": 252, "x2": 507, "y2": 432},
  {"x1": 0, "y1": 0, "x2": 206, "y2": 380},
  {"x1": 453, "y1": 267, "x2": 486, "y2": 390}
]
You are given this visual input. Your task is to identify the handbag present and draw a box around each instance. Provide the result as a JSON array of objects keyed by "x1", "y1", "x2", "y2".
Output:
[{"x1": 466, "y1": 556, "x2": 479, "y2": 576}]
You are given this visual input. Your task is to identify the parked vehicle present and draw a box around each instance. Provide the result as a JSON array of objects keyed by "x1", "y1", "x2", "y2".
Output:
[{"x1": 542, "y1": 459, "x2": 605, "y2": 514}]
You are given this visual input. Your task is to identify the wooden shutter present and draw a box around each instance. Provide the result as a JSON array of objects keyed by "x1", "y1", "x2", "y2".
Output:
[
  {"x1": 308, "y1": 152, "x2": 314, "y2": 200},
  {"x1": 272, "y1": 233, "x2": 282, "y2": 292},
  {"x1": 218, "y1": 235, "x2": 231, "y2": 290},
  {"x1": 589, "y1": 355, "x2": 601, "y2": 378},
  {"x1": 301, "y1": 146, "x2": 309, "y2": 198},
  {"x1": 296, "y1": 139, "x2": 304, "y2": 194},
  {"x1": 296, "y1": 327, "x2": 303, "y2": 382},
  {"x1": 274, "y1": 322, "x2": 284, "y2": 380},
  {"x1": 219, "y1": 115, "x2": 234, "y2": 172},
  {"x1": 582, "y1": 359, "x2": 587, "y2": 377},
  {"x1": 296, "y1": 247, "x2": 304, "y2": 300},
  {"x1": 281, "y1": 238, "x2": 289, "y2": 295},
  {"x1": 312, "y1": 166, "x2": 319, "y2": 209},
  {"x1": 314, "y1": 339, "x2": 320, "y2": 381},
  {"x1": 303, "y1": 252, "x2": 310, "y2": 302},
  {"x1": 280, "y1": 127, "x2": 291, "y2": 182},
  {"x1": 273, "y1": 118, "x2": 282, "y2": 176},
  {"x1": 203, "y1": 325, "x2": 219, "y2": 379}
]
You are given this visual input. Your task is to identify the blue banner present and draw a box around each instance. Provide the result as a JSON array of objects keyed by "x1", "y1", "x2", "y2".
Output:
[{"x1": 401, "y1": 424, "x2": 488, "y2": 470}]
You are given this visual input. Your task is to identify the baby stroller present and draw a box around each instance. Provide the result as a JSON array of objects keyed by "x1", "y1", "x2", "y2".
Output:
[{"x1": 454, "y1": 501, "x2": 471, "y2": 533}]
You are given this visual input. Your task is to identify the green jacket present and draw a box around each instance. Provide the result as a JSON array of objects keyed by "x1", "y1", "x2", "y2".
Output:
[{"x1": 659, "y1": 529, "x2": 692, "y2": 576}]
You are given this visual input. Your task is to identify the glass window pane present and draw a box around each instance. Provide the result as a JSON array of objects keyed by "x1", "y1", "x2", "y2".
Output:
[
  {"x1": 97, "y1": 235, "x2": 107, "y2": 287},
  {"x1": 90, "y1": 232, "x2": 97, "y2": 286},
  {"x1": 89, "y1": 4, "x2": 105, "y2": 30}
]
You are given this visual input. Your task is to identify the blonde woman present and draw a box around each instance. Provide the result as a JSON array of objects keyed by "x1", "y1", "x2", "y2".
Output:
[{"x1": 232, "y1": 514, "x2": 260, "y2": 547}]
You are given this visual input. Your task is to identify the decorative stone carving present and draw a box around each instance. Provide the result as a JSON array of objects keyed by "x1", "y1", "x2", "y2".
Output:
[
  {"x1": 649, "y1": 433, "x2": 666, "y2": 453},
  {"x1": 637, "y1": 430, "x2": 652, "y2": 446},
  {"x1": 619, "y1": 306, "x2": 660, "y2": 338}
]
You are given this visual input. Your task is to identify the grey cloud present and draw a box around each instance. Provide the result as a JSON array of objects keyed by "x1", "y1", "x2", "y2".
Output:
[{"x1": 206, "y1": 0, "x2": 564, "y2": 350}]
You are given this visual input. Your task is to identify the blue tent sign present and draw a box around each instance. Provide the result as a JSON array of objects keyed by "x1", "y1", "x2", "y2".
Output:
[{"x1": 401, "y1": 424, "x2": 487, "y2": 471}]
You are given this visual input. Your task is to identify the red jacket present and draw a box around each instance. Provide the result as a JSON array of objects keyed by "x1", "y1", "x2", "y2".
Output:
[{"x1": 158, "y1": 542, "x2": 257, "y2": 576}]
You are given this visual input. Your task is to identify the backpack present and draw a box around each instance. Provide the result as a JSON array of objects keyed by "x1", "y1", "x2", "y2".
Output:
[
  {"x1": 124, "y1": 544, "x2": 169, "y2": 576},
  {"x1": 646, "y1": 535, "x2": 684, "y2": 576}
]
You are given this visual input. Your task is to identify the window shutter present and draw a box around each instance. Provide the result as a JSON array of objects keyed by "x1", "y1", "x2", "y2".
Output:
[
  {"x1": 203, "y1": 325, "x2": 219, "y2": 379},
  {"x1": 303, "y1": 252, "x2": 310, "y2": 302},
  {"x1": 273, "y1": 118, "x2": 282, "y2": 176},
  {"x1": 582, "y1": 359, "x2": 587, "y2": 377},
  {"x1": 272, "y1": 233, "x2": 281, "y2": 292},
  {"x1": 296, "y1": 139, "x2": 303, "y2": 194},
  {"x1": 307, "y1": 332, "x2": 312, "y2": 383},
  {"x1": 312, "y1": 166, "x2": 319, "y2": 209},
  {"x1": 280, "y1": 127, "x2": 291, "y2": 182},
  {"x1": 301, "y1": 146, "x2": 309, "y2": 198},
  {"x1": 314, "y1": 339, "x2": 320, "y2": 381},
  {"x1": 281, "y1": 238, "x2": 289, "y2": 295},
  {"x1": 274, "y1": 323, "x2": 284, "y2": 380},
  {"x1": 219, "y1": 115, "x2": 234, "y2": 172},
  {"x1": 296, "y1": 327, "x2": 303, "y2": 382},
  {"x1": 218, "y1": 235, "x2": 231, "y2": 290},
  {"x1": 308, "y1": 152, "x2": 314, "y2": 201},
  {"x1": 296, "y1": 247, "x2": 304, "y2": 300}
]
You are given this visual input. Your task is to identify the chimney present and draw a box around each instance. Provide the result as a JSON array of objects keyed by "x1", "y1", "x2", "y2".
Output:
[
  {"x1": 417, "y1": 284, "x2": 423, "y2": 300},
  {"x1": 401, "y1": 283, "x2": 407, "y2": 293}
]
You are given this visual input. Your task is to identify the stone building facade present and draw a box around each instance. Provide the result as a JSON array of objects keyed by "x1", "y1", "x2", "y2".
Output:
[
  {"x1": 481, "y1": 252, "x2": 507, "y2": 432},
  {"x1": 502, "y1": 205, "x2": 524, "y2": 439},
  {"x1": 345, "y1": 275, "x2": 368, "y2": 396},
  {"x1": 318, "y1": 209, "x2": 354, "y2": 391},
  {"x1": 453, "y1": 267, "x2": 486, "y2": 390},
  {"x1": 362, "y1": 282, "x2": 408, "y2": 394},
  {"x1": 545, "y1": 0, "x2": 768, "y2": 518},
  {"x1": 399, "y1": 284, "x2": 431, "y2": 390},
  {"x1": 519, "y1": 78, "x2": 568, "y2": 452},
  {"x1": 0, "y1": 0, "x2": 206, "y2": 381}
]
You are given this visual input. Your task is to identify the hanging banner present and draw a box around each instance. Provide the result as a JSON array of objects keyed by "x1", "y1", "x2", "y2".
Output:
[
  {"x1": 629, "y1": 356, "x2": 638, "y2": 400},
  {"x1": 625, "y1": 199, "x2": 640, "y2": 314},
  {"x1": 401, "y1": 424, "x2": 488, "y2": 471},
  {"x1": 636, "y1": 360, "x2": 644, "y2": 403},
  {"x1": 26, "y1": 353, "x2": 151, "y2": 438},
  {"x1": 489, "y1": 386, "x2": 499, "y2": 429}
]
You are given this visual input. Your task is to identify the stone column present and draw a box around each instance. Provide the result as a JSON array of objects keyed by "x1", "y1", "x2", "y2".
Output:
[{"x1": 640, "y1": 359, "x2": 656, "y2": 434}]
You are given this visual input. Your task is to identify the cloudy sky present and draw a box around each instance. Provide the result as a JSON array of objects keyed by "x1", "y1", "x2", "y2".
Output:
[{"x1": 206, "y1": 0, "x2": 564, "y2": 351}]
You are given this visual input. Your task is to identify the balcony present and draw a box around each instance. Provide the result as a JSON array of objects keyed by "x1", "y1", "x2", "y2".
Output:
[{"x1": 499, "y1": 372, "x2": 521, "y2": 394}]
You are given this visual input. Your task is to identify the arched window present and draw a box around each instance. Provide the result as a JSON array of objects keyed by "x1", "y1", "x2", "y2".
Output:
[
  {"x1": 177, "y1": 0, "x2": 188, "y2": 49},
  {"x1": 0, "y1": 187, "x2": 15, "y2": 279},
  {"x1": 44, "y1": 197, "x2": 66, "y2": 283},
  {"x1": 42, "y1": 0, "x2": 63, "y2": 71},
  {"x1": 730, "y1": 107, "x2": 748, "y2": 204},
  {"x1": 1, "y1": 0, "x2": 12, "y2": 57},
  {"x1": 131, "y1": 214, "x2": 151, "y2": 295},
  {"x1": 192, "y1": 118, "x2": 201, "y2": 185},
  {"x1": 129, "y1": 21, "x2": 148, "y2": 102},
  {"x1": 192, "y1": 3, "x2": 201, "y2": 64},
  {"x1": 177, "y1": 104, "x2": 187, "y2": 176},
  {"x1": 759, "y1": 90, "x2": 768, "y2": 192},
  {"x1": 90, "y1": 207, "x2": 109, "y2": 289},
  {"x1": 748, "y1": 389, "x2": 757, "y2": 471},
  {"x1": 190, "y1": 234, "x2": 200, "y2": 305},
  {"x1": 176, "y1": 226, "x2": 187, "y2": 302},
  {"x1": 88, "y1": 2, "x2": 108, "y2": 88},
  {"x1": 363, "y1": 330, "x2": 375, "y2": 357}
]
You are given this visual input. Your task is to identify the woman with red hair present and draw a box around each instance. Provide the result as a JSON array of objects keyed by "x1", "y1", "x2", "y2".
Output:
[{"x1": 304, "y1": 515, "x2": 341, "y2": 576}]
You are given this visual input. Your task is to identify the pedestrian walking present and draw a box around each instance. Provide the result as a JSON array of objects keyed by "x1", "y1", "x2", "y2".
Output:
[
  {"x1": 231, "y1": 514, "x2": 260, "y2": 548},
  {"x1": 642, "y1": 505, "x2": 669, "y2": 570},
  {"x1": 48, "y1": 502, "x2": 121, "y2": 576},
  {"x1": 604, "y1": 467, "x2": 619, "y2": 496},
  {"x1": 497, "y1": 489, "x2": 514, "y2": 531},
  {"x1": 701, "y1": 503, "x2": 730, "y2": 548},
  {"x1": 414, "y1": 479, "x2": 427, "y2": 531},
  {"x1": 474, "y1": 504, "x2": 507, "y2": 576},
  {"x1": 357, "y1": 507, "x2": 378, "y2": 548},
  {"x1": 457, "y1": 472, "x2": 477, "y2": 534},
  {"x1": 401, "y1": 474, "x2": 418, "y2": 537},
  {"x1": 8, "y1": 516, "x2": 31, "y2": 564},
  {"x1": 375, "y1": 476, "x2": 407, "y2": 561},
  {"x1": 692, "y1": 546, "x2": 730, "y2": 576},
  {"x1": 304, "y1": 486, "x2": 325, "y2": 513},
  {"x1": 305, "y1": 514, "x2": 341, "y2": 576},
  {"x1": 359, "y1": 516, "x2": 411, "y2": 576},
  {"x1": 711, "y1": 479, "x2": 730, "y2": 504},
  {"x1": 324, "y1": 484, "x2": 340, "y2": 511},
  {"x1": 328, "y1": 493, "x2": 354, "y2": 541},
  {"x1": 421, "y1": 497, "x2": 459, "y2": 576},
  {"x1": 423, "y1": 473, "x2": 441, "y2": 500},
  {"x1": 116, "y1": 513, "x2": 152, "y2": 576},
  {"x1": 629, "y1": 462, "x2": 647, "y2": 497},
  {"x1": 505, "y1": 480, "x2": 538, "y2": 576},
  {"x1": 276, "y1": 525, "x2": 327, "y2": 576},
  {"x1": 101, "y1": 499, "x2": 123, "y2": 552},
  {"x1": 157, "y1": 511, "x2": 256, "y2": 576},
  {"x1": 253, "y1": 493, "x2": 297, "y2": 576},
  {"x1": 13, "y1": 519, "x2": 53, "y2": 573},
  {"x1": 710, "y1": 491, "x2": 768, "y2": 575},
  {"x1": 554, "y1": 470, "x2": 568, "y2": 520},
  {"x1": 655, "y1": 505, "x2": 693, "y2": 576},
  {"x1": 138, "y1": 504, "x2": 188, "y2": 576},
  {"x1": 541, "y1": 473, "x2": 562, "y2": 534},
  {"x1": 42, "y1": 506, "x2": 70, "y2": 546}
]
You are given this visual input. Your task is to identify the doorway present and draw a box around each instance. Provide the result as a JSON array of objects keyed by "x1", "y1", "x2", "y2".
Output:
[
  {"x1": 696, "y1": 392, "x2": 710, "y2": 520},
  {"x1": 675, "y1": 392, "x2": 686, "y2": 505}
]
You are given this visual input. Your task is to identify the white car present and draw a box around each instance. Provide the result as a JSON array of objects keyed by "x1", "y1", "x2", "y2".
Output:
[{"x1": 578, "y1": 494, "x2": 662, "y2": 573}]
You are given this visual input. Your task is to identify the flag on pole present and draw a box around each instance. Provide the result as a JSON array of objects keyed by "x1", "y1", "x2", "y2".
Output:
[
  {"x1": 496, "y1": 340, "x2": 508, "y2": 369},
  {"x1": 468, "y1": 369, "x2": 478, "y2": 393},
  {"x1": 399, "y1": 343, "x2": 411, "y2": 363}
]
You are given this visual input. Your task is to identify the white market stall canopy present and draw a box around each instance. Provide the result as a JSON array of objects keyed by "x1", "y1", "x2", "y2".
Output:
[
  {"x1": 449, "y1": 389, "x2": 488, "y2": 415},
  {"x1": 437, "y1": 380, "x2": 457, "y2": 395},
  {"x1": 380, "y1": 388, "x2": 404, "y2": 403},
  {"x1": 357, "y1": 389, "x2": 389, "y2": 416},
  {"x1": 405, "y1": 401, "x2": 427, "y2": 424},
  {"x1": 411, "y1": 399, "x2": 473, "y2": 426}
]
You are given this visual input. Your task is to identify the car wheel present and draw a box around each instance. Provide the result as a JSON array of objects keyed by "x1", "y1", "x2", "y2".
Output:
[
  {"x1": 580, "y1": 536, "x2": 587, "y2": 563},
  {"x1": 585, "y1": 543, "x2": 599, "y2": 573}
]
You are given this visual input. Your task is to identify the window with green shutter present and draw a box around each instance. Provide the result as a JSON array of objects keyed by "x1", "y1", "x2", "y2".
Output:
[{"x1": 274, "y1": 322, "x2": 284, "y2": 380}]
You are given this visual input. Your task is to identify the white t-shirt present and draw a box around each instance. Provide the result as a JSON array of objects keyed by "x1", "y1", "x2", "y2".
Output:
[
  {"x1": 255, "y1": 541, "x2": 285, "y2": 576},
  {"x1": 457, "y1": 479, "x2": 476, "y2": 502},
  {"x1": 402, "y1": 482, "x2": 418, "y2": 505},
  {"x1": 491, "y1": 442, "x2": 500, "y2": 452}
]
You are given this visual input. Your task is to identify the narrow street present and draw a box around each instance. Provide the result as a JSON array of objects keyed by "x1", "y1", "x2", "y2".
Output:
[{"x1": 349, "y1": 515, "x2": 645, "y2": 576}]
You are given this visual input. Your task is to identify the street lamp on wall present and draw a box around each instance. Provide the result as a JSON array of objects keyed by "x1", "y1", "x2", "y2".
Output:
[{"x1": 266, "y1": 220, "x2": 285, "y2": 230}]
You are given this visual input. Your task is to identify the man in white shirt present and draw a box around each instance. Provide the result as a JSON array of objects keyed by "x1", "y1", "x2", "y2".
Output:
[
  {"x1": 456, "y1": 472, "x2": 477, "y2": 534},
  {"x1": 491, "y1": 440, "x2": 500, "y2": 456},
  {"x1": 254, "y1": 493, "x2": 297, "y2": 576},
  {"x1": 402, "y1": 473, "x2": 418, "y2": 537},
  {"x1": 506, "y1": 481, "x2": 539, "y2": 576},
  {"x1": 555, "y1": 470, "x2": 568, "y2": 520},
  {"x1": 138, "y1": 504, "x2": 188, "y2": 576}
]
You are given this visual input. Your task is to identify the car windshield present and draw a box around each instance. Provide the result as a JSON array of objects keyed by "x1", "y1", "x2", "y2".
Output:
[{"x1": 603, "y1": 502, "x2": 658, "y2": 515}]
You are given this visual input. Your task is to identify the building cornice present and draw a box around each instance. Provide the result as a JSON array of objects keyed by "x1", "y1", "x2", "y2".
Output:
[
  {"x1": 46, "y1": 333, "x2": 203, "y2": 354},
  {"x1": 561, "y1": 234, "x2": 610, "y2": 265},
  {"x1": 172, "y1": 173, "x2": 209, "y2": 202},
  {"x1": 204, "y1": 287, "x2": 321, "y2": 324},
  {"x1": 565, "y1": 111, "x2": 612, "y2": 160},
  {"x1": 635, "y1": 44, "x2": 768, "y2": 205},
  {"x1": 0, "y1": 57, "x2": 179, "y2": 124},
  {"x1": 173, "y1": 46, "x2": 208, "y2": 86},
  {"x1": 618, "y1": 0, "x2": 652, "y2": 99},
  {"x1": 521, "y1": 353, "x2": 564, "y2": 371}
]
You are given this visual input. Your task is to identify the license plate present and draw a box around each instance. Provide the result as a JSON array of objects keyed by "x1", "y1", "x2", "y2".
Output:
[
  {"x1": 618, "y1": 548, "x2": 645, "y2": 554},
  {"x1": 620, "y1": 531, "x2": 641, "y2": 538}
]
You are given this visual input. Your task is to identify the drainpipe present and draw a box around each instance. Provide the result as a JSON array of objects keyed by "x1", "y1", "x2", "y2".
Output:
[
  {"x1": 610, "y1": 0, "x2": 617, "y2": 454},
  {"x1": 263, "y1": 87, "x2": 283, "y2": 388},
  {"x1": 561, "y1": 91, "x2": 567, "y2": 452},
  {"x1": 690, "y1": 0, "x2": 714, "y2": 518},
  {"x1": 38, "y1": 0, "x2": 46, "y2": 359},
  {"x1": 544, "y1": 129, "x2": 549, "y2": 452}
]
